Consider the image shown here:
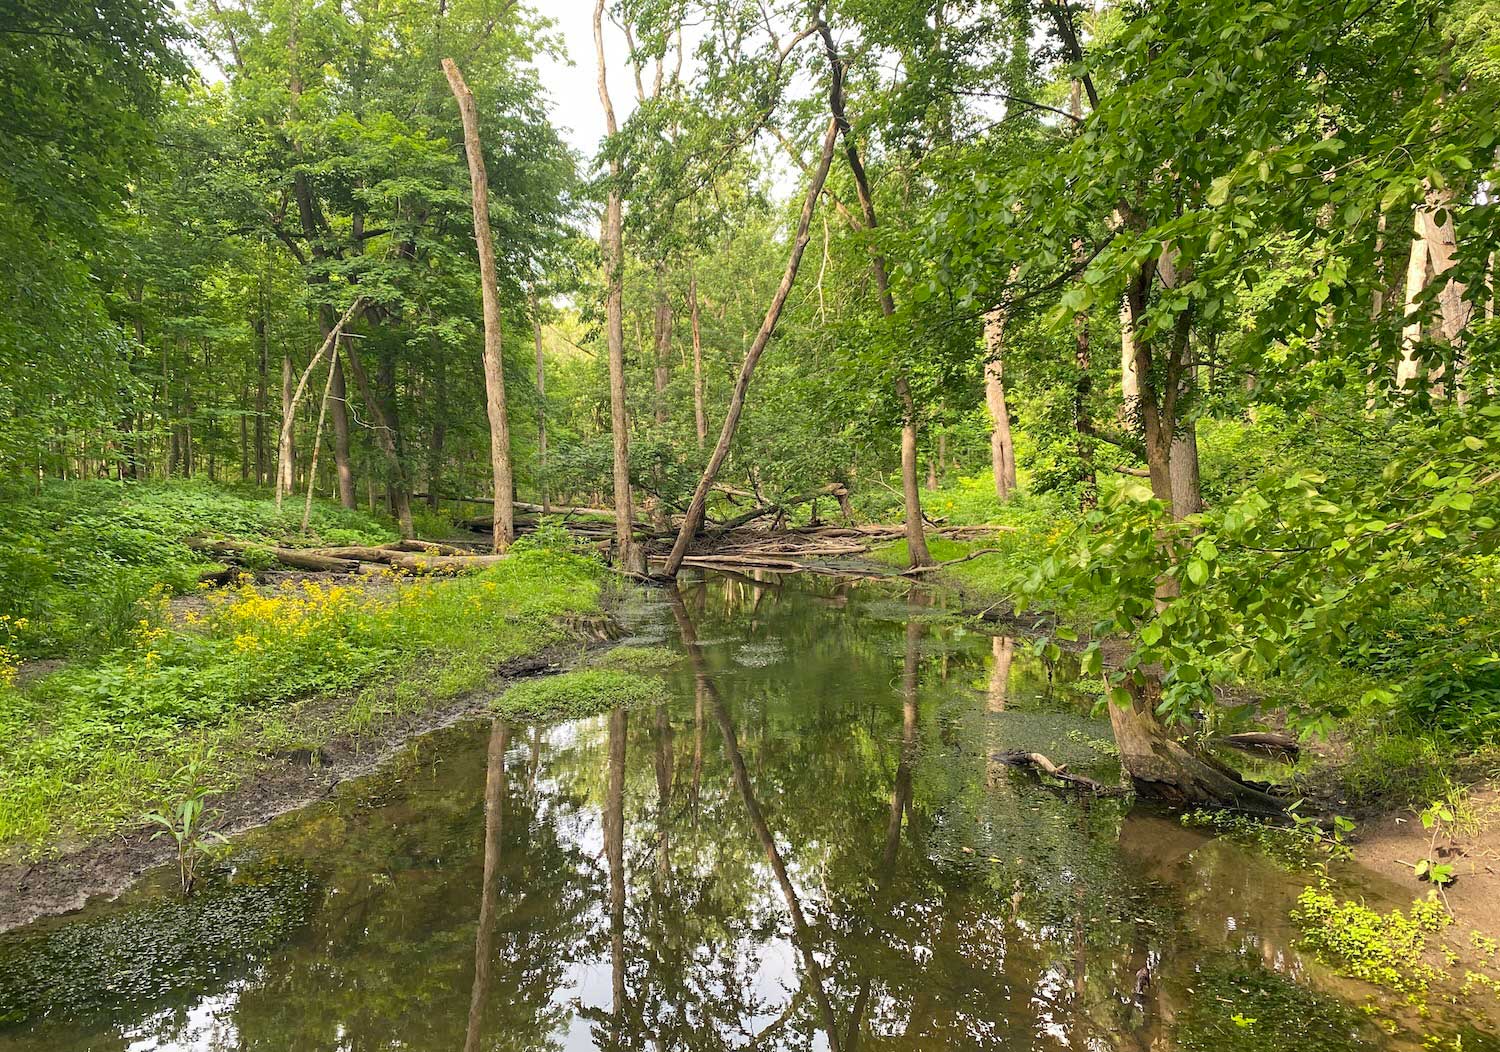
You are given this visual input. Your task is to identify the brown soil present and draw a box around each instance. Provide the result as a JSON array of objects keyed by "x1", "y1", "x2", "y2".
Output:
[
  {"x1": 1352, "y1": 786, "x2": 1500, "y2": 939},
  {"x1": 0, "y1": 639, "x2": 604, "y2": 933}
]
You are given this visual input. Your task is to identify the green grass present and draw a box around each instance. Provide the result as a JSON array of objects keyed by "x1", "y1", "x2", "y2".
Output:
[
  {"x1": 494, "y1": 668, "x2": 670, "y2": 722},
  {"x1": 587, "y1": 645, "x2": 680, "y2": 672},
  {"x1": 869, "y1": 482, "x2": 1093, "y2": 618},
  {"x1": 0, "y1": 547, "x2": 607, "y2": 853},
  {"x1": 0, "y1": 479, "x2": 396, "y2": 659}
]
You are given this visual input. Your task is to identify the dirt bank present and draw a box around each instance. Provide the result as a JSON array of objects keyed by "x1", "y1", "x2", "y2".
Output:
[
  {"x1": 1352, "y1": 786, "x2": 1500, "y2": 940},
  {"x1": 0, "y1": 639, "x2": 607, "y2": 933}
]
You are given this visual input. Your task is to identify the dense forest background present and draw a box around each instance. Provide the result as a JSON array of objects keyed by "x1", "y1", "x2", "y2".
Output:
[{"x1": 3, "y1": 0, "x2": 1500, "y2": 795}]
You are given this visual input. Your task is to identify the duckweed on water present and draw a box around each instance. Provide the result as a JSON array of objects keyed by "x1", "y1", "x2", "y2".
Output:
[
  {"x1": 0, "y1": 861, "x2": 318, "y2": 1026},
  {"x1": 495, "y1": 668, "x2": 670, "y2": 722}
]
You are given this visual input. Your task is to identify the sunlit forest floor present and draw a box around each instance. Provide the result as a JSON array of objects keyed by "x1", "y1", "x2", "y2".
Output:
[{"x1": 0, "y1": 481, "x2": 610, "y2": 867}]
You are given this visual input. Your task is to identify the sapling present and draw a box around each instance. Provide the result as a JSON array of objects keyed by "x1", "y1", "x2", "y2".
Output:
[{"x1": 143, "y1": 753, "x2": 229, "y2": 896}]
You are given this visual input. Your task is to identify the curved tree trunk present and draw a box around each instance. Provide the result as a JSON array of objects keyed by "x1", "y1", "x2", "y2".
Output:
[{"x1": 1110, "y1": 677, "x2": 1284, "y2": 813}]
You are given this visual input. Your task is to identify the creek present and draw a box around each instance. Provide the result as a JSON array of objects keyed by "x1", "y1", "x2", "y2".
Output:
[{"x1": 0, "y1": 572, "x2": 1492, "y2": 1050}]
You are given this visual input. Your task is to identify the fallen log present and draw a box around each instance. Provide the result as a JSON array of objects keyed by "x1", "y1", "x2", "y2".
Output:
[
  {"x1": 1211, "y1": 731, "x2": 1301, "y2": 758},
  {"x1": 991, "y1": 751, "x2": 1127, "y2": 796},
  {"x1": 308, "y1": 545, "x2": 406, "y2": 564},
  {"x1": 390, "y1": 553, "x2": 509, "y2": 573},
  {"x1": 900, "y1": 548, "x2": 1006, "y2": 576},
  {"x1": 385, "y1": 538, "x2": 469, "y2": 556},
  {"x1": 186, "y1": 537, "x2": 360, "y2": 574}
]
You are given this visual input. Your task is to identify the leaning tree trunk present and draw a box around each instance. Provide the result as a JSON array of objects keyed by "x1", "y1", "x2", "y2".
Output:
[
  {"x1": 444, "y1": 58, "x2": 515, "y2": 553},
  {"x1": 594, "y1": 0, "x2": 638, "y2": 572},
  {"x1": 660, "y1": 115, "x2": 843, "y2": 578},
  {"x1": 276, "y1": 298, "x2": 365, "y2": 509}
]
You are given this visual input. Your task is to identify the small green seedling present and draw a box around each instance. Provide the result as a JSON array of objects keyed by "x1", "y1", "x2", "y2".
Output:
[
  {"x1": 143, "y1": 753, "x2": 229, "y2": 896},
  {"x1": 1413, "y1": 800, "x2": 1457, "y2": 888}
]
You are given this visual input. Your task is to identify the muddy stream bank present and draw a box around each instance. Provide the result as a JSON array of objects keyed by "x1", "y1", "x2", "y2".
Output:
[{"x1": 1, "y1": 572, "x2": 1495, "y2": 1050}]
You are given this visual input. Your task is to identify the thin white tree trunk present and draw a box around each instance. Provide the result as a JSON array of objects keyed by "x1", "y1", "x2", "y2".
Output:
[
  {"x1": 300, "y1": 340, "x2": 340, "y2": 531},
  {"x1": 276, "y1": 298, "x2": 365, "y2": 509}
]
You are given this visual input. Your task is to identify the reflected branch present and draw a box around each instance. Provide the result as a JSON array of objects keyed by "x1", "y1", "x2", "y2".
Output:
[{"x1": 665, "y1": 585, "x2": 844, "y2": 1052}]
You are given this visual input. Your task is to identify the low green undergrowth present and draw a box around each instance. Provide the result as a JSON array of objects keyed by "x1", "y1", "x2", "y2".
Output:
[
  {"x1": 1292, "y1": 888, "x2": 1452, "y2": 995},
  {"x1": 588, "y1": 645, "x2": 680, "y2": 673},
  {"x1": 0, "y1": 479, "x2": 395, "y2": 660},
  {"x1": 0, "y1": 548, "x2": 605, "y2": 853},
  {"x1": 869, "y1": 483, "x2": 1096, "y2": 621},
  {"x1": 494, "y1": 668, "x2": 670, "y2": 722}
]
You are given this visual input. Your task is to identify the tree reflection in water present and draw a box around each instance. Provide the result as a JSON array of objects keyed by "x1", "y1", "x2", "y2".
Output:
[{"x1": 0, "y1": 572, "x2": 1442, "y2": 1052}]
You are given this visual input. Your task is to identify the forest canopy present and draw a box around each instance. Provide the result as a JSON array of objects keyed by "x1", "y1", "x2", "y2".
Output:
[{"x1": 2, "y1": 0, "x2": 1499, "y2": 805}]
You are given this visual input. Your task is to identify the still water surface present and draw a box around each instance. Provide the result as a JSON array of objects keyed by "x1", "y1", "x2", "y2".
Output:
[{"x1": 1, "y1": 572, "x2": 1494, "y2": 1050}]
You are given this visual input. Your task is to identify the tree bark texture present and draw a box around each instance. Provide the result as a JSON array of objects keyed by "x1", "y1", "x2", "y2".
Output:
[
  {"x1": 594, "y1": 0, "x2": 638, "y2": 571},
  {"x1": 983, "y1": 307, "x2": 1017, "y2": 500},
  {"x1": 444, "y1": 57, "x2": 515, "y2": 552}
]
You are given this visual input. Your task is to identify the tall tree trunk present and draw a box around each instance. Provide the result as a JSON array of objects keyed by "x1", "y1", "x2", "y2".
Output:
[
  {"x1": 594, "y1": 0, "x2": 638, "y2": 572},
  {"x1": 660, "y1": 115, "x2": 843, "y2": 578},
  {"x1": 983, "y1": 307, "x2": 1017, "y2": 500},
  {"x1": 341, "y1": 335, "x2": 414, "y2": 538},
  {"x1": 818, "y1": 22, "x2": 932, "y2": 567},
  {"x1": 428, "y1": 342, "x2": 446, "y2": 510},
  {"x1": 689, "y1": 271, "x2": 706, "y2": 449},
  {"x1": 531, "y1": 287, "x2": 549, "y2": 512},
  {"x1": 649, "y1": 264, "x2": 672, "y2": 528},
  {"x1": 239, "y1": 375, "x2": 250, "y2": 482},
  {"x1": 278, "y1": 353, "x2": 295, "y2": 497},
  {"x1": 444, "y1": 58, "x2": 515, "y2": 553},
  {"x1": 254, "y1": 318, "x2": 269, "y2": 486},
  {"x1": 329, "y1": 355, "x2": 356, "y2": 508},
  {"x1": 1399, "y1": 204, "x2": 1435, "y2": 390}
]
